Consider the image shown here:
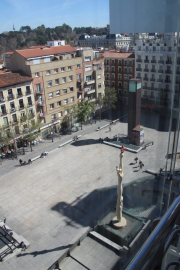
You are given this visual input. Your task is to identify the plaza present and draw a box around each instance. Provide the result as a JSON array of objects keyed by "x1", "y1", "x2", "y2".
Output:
[{"x1": 0, "y1": 113, "x2": 175, "y2": 269}]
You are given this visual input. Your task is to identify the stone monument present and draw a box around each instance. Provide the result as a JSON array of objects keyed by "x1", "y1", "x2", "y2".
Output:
[{"x1": 112, "y1": 146, "x2": 127, "y2": 228}]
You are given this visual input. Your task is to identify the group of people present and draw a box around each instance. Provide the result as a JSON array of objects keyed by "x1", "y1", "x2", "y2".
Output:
[
  {"x1": 19, "y1": 159, "x2": 32, "y2": 166},
  {"x1": 134, "y1": 157, "x2": 144, "y2": 170},
  {"x1": 40, "y1": 151, "x2": 48, "y2": 158}
]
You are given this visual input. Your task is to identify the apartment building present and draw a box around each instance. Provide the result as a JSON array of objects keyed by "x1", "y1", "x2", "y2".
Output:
[
  {"x1": 102, "y1": 51, "x2": 135, "y2": 103},
  {"x1": 76, "y1": 48, "x2": 105, "y2": 101},
  {"x1": 5, "y1": 45, "x2": 81, "y2": 133},
  {"x1": 78, "y1": 33, "x2": 133, "y2": 49},
  {"x1": 0, "y1": 71, "x2": 36, "y2": 134},
  {"x1": 135, "y1": 38, "x2": 180, "y2": 106}
]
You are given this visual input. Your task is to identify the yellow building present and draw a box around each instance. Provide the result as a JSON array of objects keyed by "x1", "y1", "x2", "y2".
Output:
[{"x1": 0, "y1": 70, "x2": 36, "y2": 135}]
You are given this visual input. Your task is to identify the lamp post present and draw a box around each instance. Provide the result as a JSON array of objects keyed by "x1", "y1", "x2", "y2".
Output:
[
  {"x1": 51, "y1": 120, "x2": 54, "y2": 142},
  {"x1": 9, "y1": 121, "x2": 17, "y2": 158}
]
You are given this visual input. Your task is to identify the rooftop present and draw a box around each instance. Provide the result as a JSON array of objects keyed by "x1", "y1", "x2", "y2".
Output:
[
  {"x1": 15, "y1": 45, "x2": 77, "y2": 59},
  {"x1": 0, "y1": 70, "x2": 33, "y2": 88},
  {"x1": 102, "y1": 51, "x2": 135, "y2": 59}
]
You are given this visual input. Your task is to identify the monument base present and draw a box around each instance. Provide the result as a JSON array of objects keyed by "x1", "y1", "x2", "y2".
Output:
[{"x1": 112, "y1": 216, "x2": 127, "y2": 228}]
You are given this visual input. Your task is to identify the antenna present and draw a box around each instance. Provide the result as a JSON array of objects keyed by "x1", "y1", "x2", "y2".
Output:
[{"x1": 13, "y1": 23, "x2": 15, "y2": 31}]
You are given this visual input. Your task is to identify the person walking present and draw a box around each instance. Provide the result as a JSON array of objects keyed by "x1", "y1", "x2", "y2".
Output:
[
  {"x1": 109, "y1": 126, "x2": 111, "y2": 132},
  {"x1": 140, "y1": 163, "x2": 144, "y2": 170},
  {"x1": 134, "y1": 157, "x2": 138, "y2": 163}
]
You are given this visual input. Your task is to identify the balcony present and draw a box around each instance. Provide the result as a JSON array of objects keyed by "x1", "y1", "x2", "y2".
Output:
[
  {"x1": 39, "y1": 112, "x2": 46, "y2": 117},
  {"x1": 136, "y1": 76, "x2": 142, "y2": 79},
  {"x1": 36, "y1": 88, "x2": 43, "y2": 94},
  {"x1": 136, "y1": 59, "x2": 142, "y2": 63},
  {"x1": 19, "y1": 105, "x2": 24, "y2": 110},
  {"x1": 151, "y1": 69, "x2": 156, "y2": 73},
  {"x1": 10, "y1": 107, "x2": 16, "y2": 113},
  {"x1": 86, "y1": 89, "x2": 95, "y2": 94},
  {"x1": 164, "y1": 88, "x2": 170, "y2": 93},
  {"x1": 150, "y1": 78, "x2": 156, "y2": 82},
  {"x1": 0, "y1": 97, "x2": 5, "y2": 103},
  {"x1": 8, "y1": 94, "x2": 14, "y2": 101},
  {"x1": 165, "y1": 80, "x2": 171, "y2": 84},
  {"x1": 38, "y1": 100, "x2": 45, "y2": 106},
  {"x1": 111, "y1": 70, "x2": 115, "y2": 73},
  {"x1": 77, "y1": 88, "x2": 83, "y2": 93},
  {"x1": 85, "y1": 79, "x2": 95, "y2": 85},
  {"x1": 1, "y1": 110, "x2": 8, "y2": 116},
  {"x1": 136, "y1": 68, "x2": 142, "y2": 71},
  {"x1": 147, "y1": 87, "x2": 157, "y2": 91},
  {"x1": 26, "y1": 90, "x2": 31, "y2": 95},
  {"x1": 166, "y1": 61, "x2": 172, "y2": 64},
  {"x1": 165, "y1": 70, "x2": 172, "y2": 74},
  {"x1": 143, "y1": 77, "x2": 149, "y2": 81},
  {"x1": 157, "y1": 79, "x2": 163, "y2": 82},
  {"x1": 158, "y1": 60, "x2": 164, "y2": 64},
  {"x1": 17, "y1": 93, "x2": 23, "y2": 98},
  {"x1": 144, "y1": 69, "x2": 149, "y2": 72},
  {"x1": 176, "y1": 70, "x2": 180, "y2": 74},
  {"x1": 151, "y1": 60, "x2": 156, "y2": 63},
  {"x1": 27, "y1": 102, "x2": 33, "y2": 107},
  {"x1": 144, "y1": 60, "x2": 149, "y2": 63},
  {"x1": 28, "y1": 113, "x2": 35, "y2": 119},
  {"x1": 118, "y1": 63, "x2": 122, "y2": 66},
  {"x1": 158, "y1": 70, "x2": 163, "y2": 73}
]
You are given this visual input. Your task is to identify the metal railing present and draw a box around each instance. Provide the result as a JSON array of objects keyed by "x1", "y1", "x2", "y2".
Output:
[{"x1": 126, "y1": 196, "x2": 180, "y2": 270}]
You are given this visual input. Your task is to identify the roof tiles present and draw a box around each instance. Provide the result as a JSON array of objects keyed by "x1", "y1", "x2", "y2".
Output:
[
  {"x1": 0, "y1": 71, "x2": 33, "y2": 88},
  {"x1": 102, "y1": 52, "x2": 135, "y2": 59}
]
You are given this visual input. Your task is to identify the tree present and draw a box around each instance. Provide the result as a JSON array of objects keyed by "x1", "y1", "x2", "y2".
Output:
[
  {"x1": 75, "y1": 99, "x2": 92, "y2": 130},
  {"x1": 103, "y1": 87, "x2": 117, "y2": 111}
]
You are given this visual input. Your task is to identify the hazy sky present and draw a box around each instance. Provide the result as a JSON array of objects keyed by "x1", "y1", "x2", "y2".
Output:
[{"x1": 0, "y1": 0, "x2": 109, "y2": 33}]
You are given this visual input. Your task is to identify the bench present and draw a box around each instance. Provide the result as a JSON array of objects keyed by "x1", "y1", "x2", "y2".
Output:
[{"x1": 89, "y1": 231, "x2": 122, "y2": 251}]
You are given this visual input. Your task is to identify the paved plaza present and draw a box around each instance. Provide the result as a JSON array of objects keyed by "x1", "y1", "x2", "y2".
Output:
[{"x1": 0, "y1": 115, "x2": 175, "y2": 270}]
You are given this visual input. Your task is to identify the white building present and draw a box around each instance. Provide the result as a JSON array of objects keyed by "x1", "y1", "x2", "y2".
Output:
[
  {"x1": 135, "y1": 38, "x2": 180, "y2": 107},
  {"x1": 47, "y1": 40, "x2": 65, "y2": 46},
  {"x1": 78, "y1": 33, "x2": 133, "y2": 49}
]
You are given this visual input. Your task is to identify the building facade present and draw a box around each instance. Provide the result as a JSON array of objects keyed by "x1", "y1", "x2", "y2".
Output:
[
  {"x1": 78, "y1": 33, "x2": 133, "y2": 49},
  {"x1": 103, "y1": 51, "x2": 135, "y2": 103},
  {"x1": 135, "y1": 38, "x2": 180, "y2": 107},
  {"x1": 0, "y1": 71, "x2": 36, "y2": 135}
]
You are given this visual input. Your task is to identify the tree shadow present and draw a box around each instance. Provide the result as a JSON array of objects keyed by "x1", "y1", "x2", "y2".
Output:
[
  {"x1": 71, "y1": 139, "x2": 99, "y2": 147},
  {"x1": 133, "y1": 169, "x2": 140, "y2": 172},
  {"x1": 129, "y1": 163, "x2": 135, "y2": 165},
  {"x1": 17, "y1": 244, "x2": 72, "y2": 258}
]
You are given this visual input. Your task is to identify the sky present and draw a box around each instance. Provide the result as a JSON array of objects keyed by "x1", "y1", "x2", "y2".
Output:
[{"x1": 0, "y1": 0, "x2": 109, "y2": 33}]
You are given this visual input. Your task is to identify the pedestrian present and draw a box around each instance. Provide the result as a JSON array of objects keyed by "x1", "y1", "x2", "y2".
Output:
[
  {"x1": 21, "y1": 241, "x2": 26, "y2": 251},
  {"x1": 134, "y1": 157, "x2": 138, "y2": 163},
  {"x1": 109, "y1": 126, "x2": 111, "y2": 132},
  {"x1": 19, "y1": 159, "x2": 22, "y2": 166},
  {"x1": 140, "y1": 163, "x2": 144, "y2": 170},
  {"x1": 139, "y1": 160, "x2": 142, "y2": 166}
]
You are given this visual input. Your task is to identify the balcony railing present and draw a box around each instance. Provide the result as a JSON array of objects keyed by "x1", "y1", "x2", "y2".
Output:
[
  {"x1": 8, "y1": 94, "x2": 14, "y2": 101},
  {"x1": 165, "y1": 80, "x2": 171, "y2": 84},
  {"x1": 0, "y1": 97, "x2": 5, "y2": 103},
  {"x1": 151, "y1": 60, "x2": 156, "y2": 63},
  {"x1": 166, "y1": 61, "x2": 172, "y2": 64},
  {"x1": 38, "y1": 100, "x2": 45, "y2": 106},
  {"x1": 144, "y1": 69, "x2": 149, "y2": 72},
  {"x1": 157, "y1": 79, "x2": 163, "y2": 82},
  {"x1": 143, "y1": 77, "x2": 149, "y2": 81},
  {"x1": 19, "y1": 105, "x2": 24, "y2": 110},
  {"x1": 17, "y1": 93, "x2": 23, "y2": 98},
  {"x1": 26, "y1": 90, "x2": 31, "y2": 95},
  {"x1": 136, "y1": 68, "x2": 142, "y2": 71},
  {"x1": 144, "y1": 60, "x2": 149, "y2": 63},
  {"x1": 165, "y1": 70, "x2": 172, "y2": 74},
  {"x1": 151, "y1": 69, "x2": 156, "y2": 73},
  {"x1": 36, "y1": 88, "x2": 43, "y2": 94},
  {"x1": 39, "y1": 112, "x2": 46, "y2": 117},
  {"x1": 158, "y1": 60, "x2": 164, "y2": 64},
  {"x1": 10, "y1": 107, "x2": 16, "y2": 113},
  {"x1": 1, "y1": 110, "x2": 8, "y2": 116},
  {"x1": 136, "y1": 76, "x2": 142, "y2": 79},
  {"x1": 27, "y1": 102, "x2": 33, "y2": 107},
  {"x1": 136, "y1": 59, "x2": 142, "y2": 62},
  {"x1": 85, "y1": 79, "x2": 95, "y2": 85},
  {"x1": 158, "y1": 70, "x2": 163, "y2": 73}
]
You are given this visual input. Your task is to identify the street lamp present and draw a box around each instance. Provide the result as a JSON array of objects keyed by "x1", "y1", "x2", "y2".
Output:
[{"x1": 51, "y1": 120, "x2": 54, "y2": 142}]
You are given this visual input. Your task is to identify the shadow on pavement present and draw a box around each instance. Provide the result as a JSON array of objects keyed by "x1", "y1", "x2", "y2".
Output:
[{"x1": 71, "y1": 139, "x2": 99, "y2": 147}]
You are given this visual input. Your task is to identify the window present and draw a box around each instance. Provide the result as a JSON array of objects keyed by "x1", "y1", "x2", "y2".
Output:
[
  {"x1": 56, "y1": 90, "x2": 60, "y2": 96},
  {"x1": 35, "y1": 72, "x2": 39, "y2": 77},
  {"x1": 60, "y1": 56, "x2": 63, "y2": 60},
  {"x1": 68, "y1": 66, "x2": 72, "y2": 70},
  {"x1": 86, "y1": 75, "x2": 91, "y2": 82},
  {"x1": 33, "y1": 59, "x2": 40, "y2": 65},
  {"x1": 71, "y1": 97, "x2": 74, "y2": 102},
  {"x1": 46, "y1": 70, "x2": 50, "y2": 75},
  {"x1": 65, "y1": 109, "x2": 69, "y2": 115},
  {"x1": 50, "y1": 103, "x2": 54, "y2": 109},
  {"x1": 70, "y1": 87, "x2": 74, "y2": 92},
  {"x1": 54, "y1": 68, "x2": 58, "y2": 73},
  {"x1": 49, "y1": 92, "x2": 53, "y2": 98},
  {"x1": 55, "y1": 79, "x2": 59, "y2": 85},
  {"x1": 58, "y1": 112, "x2": 62, "y2": 117},
  {"x1": 62, "y1": 77, "x2": 66, "y2": 83},
  {"x1": 85, "y1": 65, "x2": 92, "y2": 72},
  {"x1": 48, "y1": 80, "x2": 52, "y2": 87},
  {"x1": 51, "y1": 114, "x2": 55, "y2": 119},
  {"x1": 69, "y1": 75, "x2": 72, "y2": 81},
  {"x1": 77, "y1": 74, "x2": 81, "y2": 81},
  {"x1": 3, "y1": 117, "x2": 8, "y2": 126},
  {"x1": 97, "y1": 74, "x2": 101, "y2": 79},
  {"x1": 98, "y1": 83, "x2": 101, "y2": 89},
  {"x1": 64, "y1": 99, "x2": 68, "y2": 104},
  {"x1": 57, "y1": 101, "x2": 61, "y2": 106},
  {"x1": 61, "y1": 67, "x2": 65, "y2": 72},
  {"x1": 63, "y1": 89, "x2": 67, "y2": 94},
  {"x1": 77, "y1": 64, "x2": 80, "y2": 69},
  {"x1": 85, "y1": 56, "x2": 91, "y2": 61},
  {"x1": 98, "y1": 93, "x2": 101, "y2": 97}
]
